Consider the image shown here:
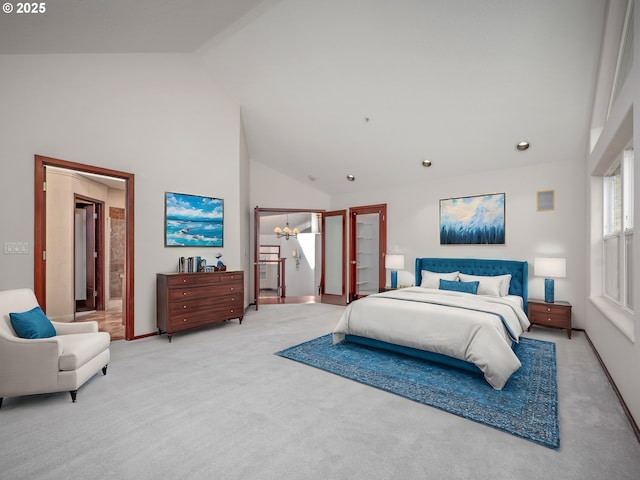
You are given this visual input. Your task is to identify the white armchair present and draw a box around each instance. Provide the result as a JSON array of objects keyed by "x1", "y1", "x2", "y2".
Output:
[{"x1": 0, "y1": 288, "x2": 110, "y2": 408}]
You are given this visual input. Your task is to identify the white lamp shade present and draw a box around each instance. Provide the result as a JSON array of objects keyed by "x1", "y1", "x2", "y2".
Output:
[
  {"x1": 385, "y1": 254, "x2": 405, "y2": 270},
  {"x1": 534, "y1": 258, "x2": 566, "y2": 278}
]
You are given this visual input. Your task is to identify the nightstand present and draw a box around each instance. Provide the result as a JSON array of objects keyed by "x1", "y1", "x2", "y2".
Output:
[{"x1": 527, "y1": 298, "x2": 572, "y2": 339}]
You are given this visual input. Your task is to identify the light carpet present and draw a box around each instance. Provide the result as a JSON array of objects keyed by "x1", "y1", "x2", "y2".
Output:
[
  {"x1": 2, "y1": 303, "x2": 640, "y2": 480},
  {"x1": 276, "y1": 334, "x2": 559, "y2": 449}
]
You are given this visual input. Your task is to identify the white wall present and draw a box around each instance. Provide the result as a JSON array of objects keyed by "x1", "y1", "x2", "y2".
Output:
[
  {"x1": 330, "y1": 160, "x2": 587, "y2": 326},
  {"x1": 248, "y1": 160, "x2": 330, "y2": 302},
  {"x1": 0, "y1": 53, "x2": 243, "y2": 337},
  {"x1": 585, "y1": 4, "x2": 640, "y2": 426}
]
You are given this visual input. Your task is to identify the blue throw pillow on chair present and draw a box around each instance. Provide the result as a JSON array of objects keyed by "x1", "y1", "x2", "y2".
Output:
[
  {"x1": 439, "y1": 279, "x2": 479, "y2": 295},
  {"x1": 10, "y1": 306, "x2": 56, "y2": 339}
]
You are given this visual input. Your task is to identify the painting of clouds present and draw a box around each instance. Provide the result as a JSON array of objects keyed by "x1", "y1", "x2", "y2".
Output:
[
  {"x1": 439, "y1": 193, "x2": 505, "y2": 245},
  {"x1": 165, "y1": 192, "x2": 224, "y2": 247}
]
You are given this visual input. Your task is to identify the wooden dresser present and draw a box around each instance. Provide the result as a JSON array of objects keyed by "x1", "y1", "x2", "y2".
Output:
[{"x1": 157, "y1": 271, "x2": 244, "y2": 342}]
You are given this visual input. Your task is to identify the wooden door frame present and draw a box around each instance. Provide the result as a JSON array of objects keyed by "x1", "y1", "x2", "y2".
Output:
[
  {"x1": 34, "y1": 155, "x2": 135, "y2": 340},
  {"x1": 253, "y1": 206, "x2": 325, "y2": 309},
  {"x1": 349, "y1": 203, "x2": 387, "y2": 302},
  {"x1": 321, "y1": 210, "x2": 347, "y2": 305},
  {"x1": 74, "y1": 195, "x2": 105, "y2": 313}
]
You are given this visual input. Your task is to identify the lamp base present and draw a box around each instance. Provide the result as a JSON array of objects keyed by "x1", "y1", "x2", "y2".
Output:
[
  {"x1": 544, "y1": 278, "x2": 555, "y2": 303},
  {"x1": 390, "y1": 270, "x2": 398, "y2": 289}
]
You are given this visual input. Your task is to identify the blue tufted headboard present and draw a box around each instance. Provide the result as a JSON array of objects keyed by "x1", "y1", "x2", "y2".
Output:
[{"x1": 415, "y1": 257, "x2": 529, "y2": 313}]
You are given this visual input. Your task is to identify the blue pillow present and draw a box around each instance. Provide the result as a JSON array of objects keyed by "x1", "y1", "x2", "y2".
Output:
[
  {"x1": 9, "y1": 306, "x2": 56, "y2": 339},
  {"x1": 439, "y1": 279, "x2": 479, "y2": 295}
]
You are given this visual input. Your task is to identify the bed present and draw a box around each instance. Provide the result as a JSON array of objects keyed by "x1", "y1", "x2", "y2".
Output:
[{"x1": 332, "y1": 257, "x2": 530, "y2": 389}]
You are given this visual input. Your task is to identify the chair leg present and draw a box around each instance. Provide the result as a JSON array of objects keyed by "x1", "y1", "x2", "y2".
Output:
[
  {"x1": 69, "y1": 390, "x2": 77, "y2": 403},
  {"x1": 102, "y1": 364, "x2": 108, "y2": 375},
  {"x1": 0, "y1": 398, "x2": 3, "y2": 409}
]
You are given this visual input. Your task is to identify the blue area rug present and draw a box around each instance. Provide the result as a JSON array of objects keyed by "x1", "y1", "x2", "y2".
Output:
[{"x1": 276, "y1": 334, "x2": 559, "y2": 449}]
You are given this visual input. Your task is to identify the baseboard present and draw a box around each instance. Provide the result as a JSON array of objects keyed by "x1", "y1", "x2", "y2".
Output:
[{"x1": 581, "y1": 329, "x2": 640, "y2": 444}]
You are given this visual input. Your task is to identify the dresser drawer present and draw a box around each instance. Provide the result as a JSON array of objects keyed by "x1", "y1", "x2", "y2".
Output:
[
  {"x1": 168, "y1": 285, "x2": 218, "y2": 302},
  {"x1": 168, "y1": 302, "x2": 244, "y2": 330},
  {"x1": 168, "y1": 294, "x2": 243, "y2": 316},
  {"x1": 167, "y1": 275, "x2": 199, "y2": 287}
]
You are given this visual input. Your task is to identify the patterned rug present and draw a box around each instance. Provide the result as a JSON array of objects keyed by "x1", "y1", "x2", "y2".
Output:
[{"x1": 276, "y1": 334, "x2": 559, "y2": 449}]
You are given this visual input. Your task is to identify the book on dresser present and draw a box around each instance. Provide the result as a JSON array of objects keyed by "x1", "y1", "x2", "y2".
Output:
[{"x1": 156, "y1": 270, "x2": 244, "y2": 342}]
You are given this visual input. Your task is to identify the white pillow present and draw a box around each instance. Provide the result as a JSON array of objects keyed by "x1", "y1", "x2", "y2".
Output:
[
  {"x1": 458, "y1": 273, "x2": 512, "y2": 296},
  {"x1": 421, "y1": 270, "x2": 459, "y2": 289}
]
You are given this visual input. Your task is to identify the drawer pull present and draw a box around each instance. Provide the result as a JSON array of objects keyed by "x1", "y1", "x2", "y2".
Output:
[
  {"x1": 183, "y1": 292, "x2": 187, "y2": 296},
  {"x1": 546, "y1": 307, "x2": 551, "y2": 312},
  {"x1": 183, "y1": 305, "x2": 187, "y2": 309},
  {"x1": 183, "y1": 319, "x2": 188, "y2": 322},
  {"x1": 183, "y1": 279, "x2": 187, "y2": 283}
]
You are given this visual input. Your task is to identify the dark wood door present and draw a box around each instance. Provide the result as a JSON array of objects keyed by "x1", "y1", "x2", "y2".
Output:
[
  {"x1": 349, "y1": 204, "x2": 387, "y2": 302},
  {"x1": 321, "y1": 210, "x2": 347, "y2": 305},
  {"x1": 85, "y1": 203, "x2": 97, "y2": 310}
]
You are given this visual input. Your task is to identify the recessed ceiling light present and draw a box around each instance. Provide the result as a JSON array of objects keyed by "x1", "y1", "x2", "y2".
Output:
[
  {"x1": 516, "y1": 141, "x2": 530, "y2": 151},
  {"x1": 346, "y1": 174, "x2": 355, "y2": 182},
  {"x1": 422, "y1": 159, "x2": 432, "y2": 167}
]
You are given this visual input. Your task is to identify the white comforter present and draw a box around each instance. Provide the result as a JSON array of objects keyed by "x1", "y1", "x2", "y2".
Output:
[{"x1": 332, "y1": 287, "x2": 531, "y2": 390}]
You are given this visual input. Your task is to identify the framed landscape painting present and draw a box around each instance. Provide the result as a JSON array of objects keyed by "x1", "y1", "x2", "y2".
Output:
[
  {"x1": 439, "y1": 193, "x2": 505, "y2": 245},
  {"x1": 164, "y1": 192, "x2": 224, "y2": 247}
]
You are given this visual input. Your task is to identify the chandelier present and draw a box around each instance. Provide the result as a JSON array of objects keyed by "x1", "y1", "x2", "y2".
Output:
[{"x1": 274, "y1": 216, "x2": 299, "y2": 240}]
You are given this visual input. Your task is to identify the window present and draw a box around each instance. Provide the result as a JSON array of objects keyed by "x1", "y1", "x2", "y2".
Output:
[{"x1": 603, "y1": 145, "x2": 634, "y2": 311}]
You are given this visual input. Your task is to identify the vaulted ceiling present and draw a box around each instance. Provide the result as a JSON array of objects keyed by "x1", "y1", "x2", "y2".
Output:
[{"x1": 0, "y1": 0, "x2": 608, "y2": 195}]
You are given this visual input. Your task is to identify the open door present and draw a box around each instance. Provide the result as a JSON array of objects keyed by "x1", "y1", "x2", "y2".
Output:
[
  {"x1": 83, "y1": 203, "x2": 97, "y2": 311},
  {"x1": 321, "y1": 210, "x2": 347, "y2": 305},
  {"x1": 349, "y1": 204, "x2": 387, "y2": 302}
]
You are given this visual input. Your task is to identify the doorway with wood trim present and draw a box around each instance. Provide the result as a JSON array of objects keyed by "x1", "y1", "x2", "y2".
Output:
[
  {"x1": 34, "y1": 155, "x2": 135, "y2": 340},
  {"x1": 253, "y1": 204, "x2": 386, "y2": 308},
  {"x1": 254, "y1": 208, "x2": 324, "y2": 308}
]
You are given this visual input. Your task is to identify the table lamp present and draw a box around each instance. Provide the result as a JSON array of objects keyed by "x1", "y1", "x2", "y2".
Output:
[
  {"x1": 385, "y1": 254, "x2": 405, "y2": 289},
  {"x1": 534, "y1": 257, "x2": 566, "y2": 303}
]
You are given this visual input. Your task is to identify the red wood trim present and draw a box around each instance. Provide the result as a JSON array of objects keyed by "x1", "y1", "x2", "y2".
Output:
[
  {"x1": 583, "y1": 330, "x2": 640, "y2": 444},
  {"x1": 348, "y1": 204, "x2": 387, "y2": 301},
  {"x1": 34, "y1": 154, "x2": 135, "y2": 340},
  {"x1": 34, "y1": 156, "x2": 46, "y2": 308},
  {"x1": 321, "y1": 210, "x2": 347, "y2": 305},
  {"x1": 254, "y1": 206, "x2": 260, "y2": 309},
  {"x1": 124, "y1": 176, "x2": 135, "y2": 340},
  {"x1": 280, "y1": 258, "x2": 286, "y2": 298}
]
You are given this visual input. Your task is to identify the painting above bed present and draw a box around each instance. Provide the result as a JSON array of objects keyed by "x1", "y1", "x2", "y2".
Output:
[{"x1": 440, "y1": 193, "x2": 505, "y2": 245}]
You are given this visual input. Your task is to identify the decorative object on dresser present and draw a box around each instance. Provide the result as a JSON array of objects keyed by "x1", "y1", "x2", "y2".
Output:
[
  {"x1": 384, "y1": 254, "x2": 404, "y2": 289},
  {"x1": 157, "y1": 271, "x2": 244, "y2": 342},
  {"x1": 533, "y1": 257, "x2": 566, "y2": 303},
  {"x1": 527, "y1": 298, "x2": 572, "y2": 339}
]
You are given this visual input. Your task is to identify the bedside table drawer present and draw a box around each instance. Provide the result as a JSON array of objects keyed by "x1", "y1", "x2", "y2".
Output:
[
  {"x1": 529, "y1": 311, "x2": 570, "y2": 329},
  {"x1": 529, "y1": 303, "x2": 568, "y2": 317}
]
